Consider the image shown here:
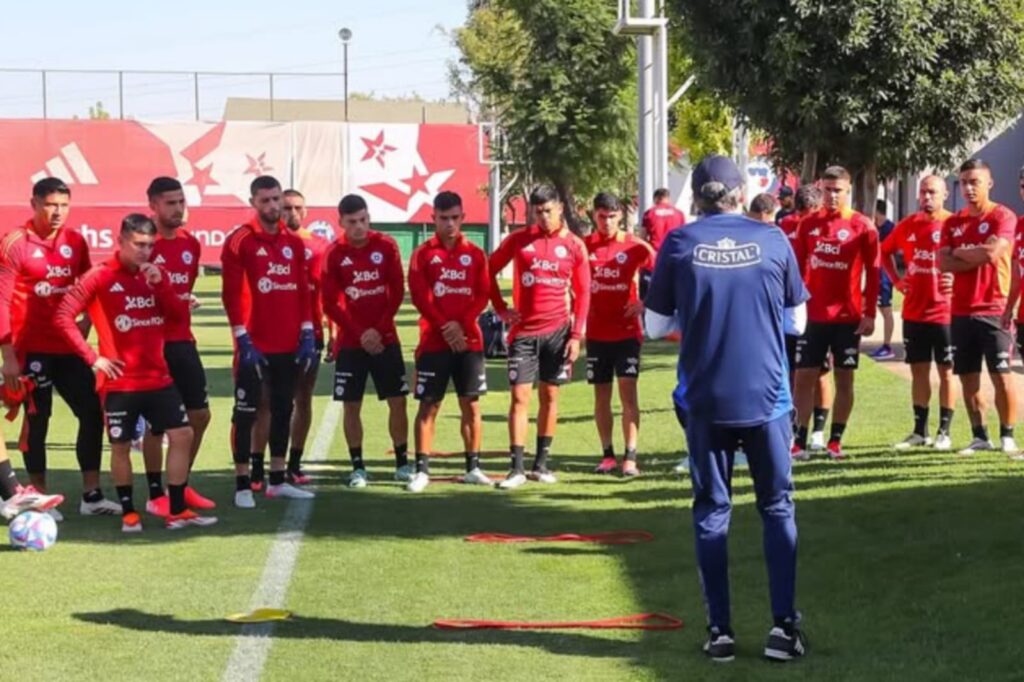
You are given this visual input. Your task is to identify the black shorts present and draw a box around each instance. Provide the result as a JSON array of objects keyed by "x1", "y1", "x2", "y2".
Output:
[
  {"x1": 164, "y1": 341, "x2": 208, "y2": 410},
  {"x1": 414, "y1": 351, "x2": 487, "y2": 402},
  {"x1": 785, "y1": 334, "x2": 830, "y2": 372},
  {"x1": 795, "y1": 322, "x2": 860, "y2": 370},
  {"x1": 233, "y1": 352, "x2": 299, "y2": 421},
  {"x1": 951, "y1": 315, "x2": 1013, "y2": 375},
  {"x1": 334, "y1": 344, "x2": 409, "y2": 402},
  {"x1": 1017, "y1": 325, "x2": 1024, "y2": 362},
  {"x1": 585, "y1": 338, "x2": 641, "y2": 384},
  {"x1": 903, "y1": 321, "x2": 953, "y2": 366},
  {"x1": 507, "y1": 325, "x2": 571, "y2": 386},
  {"x1": 104, "y1": 386, "x2": 188, "y2": 443},
  {"x1": 21, "y1": 352, "x2": 101, "y2": 419}
]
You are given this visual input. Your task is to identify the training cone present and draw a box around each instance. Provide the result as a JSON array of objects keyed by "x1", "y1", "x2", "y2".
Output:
[{"x1": 225, "y1": 608, "x2": 292, "y2": 624}]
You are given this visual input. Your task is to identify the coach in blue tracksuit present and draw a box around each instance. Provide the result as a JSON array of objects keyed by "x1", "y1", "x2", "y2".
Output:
[{"x1": 644, "y1": 155, "x2": 809, "y2": 663}]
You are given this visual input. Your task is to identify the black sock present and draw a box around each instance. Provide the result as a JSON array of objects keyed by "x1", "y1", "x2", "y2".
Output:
[
  {"x1": 1000, "y1": 425, "x2": 1014, "y2": 439},
  {"x1": 509, "y1": 445, "x2": 525, "y2": 473},
  {"x1": 939, "y1": 408, "x2": 954, "y2": 435},
  {"x1": 350, "y1": 446, "x2": 365, "y2": 471},
  {"x1": 250, "y1": 452, "x2": 265, "y2": 480},
  {"x1": 82, "y1": 488, "x2": 103, "y2": 503},
  {"x1": 532, "y1": 436, "x2": 553, "y2": 472},
  {"x1": 465, "y1": 451, "x2": 480, "y2": 473},
  {"x1": 288, "y1": 447, "x2": 303, "y2": 473},
  {"x1": 0, "y1": 459, "x2": 17, "y2": 499},
  {"x1": 235, "y1": 475, "x2": 251, "y2": 492},
  {"x1": 829, "y1": 423, "x2": 846, "y2": 444},
  {"x1": 602, "y1": 445, "x2": 615, "y2": 459},
  {"x1": 415, "y1": 452, "x2": 429, "y2": 474},
  {"x1": 812, "y1": 407, "x2": 829, "y2": 433},
  {"x1": 795, "y1": 426, "x2": 808, "y2": 449},
  {"x1": 912, "y1": 405, "x2": 929, "y2": 437},
  {"x1": 972, "y1": 424, "x2": 989, "y2": 441},
  {"x1": 146, "y1": 472, "x2": 164, "y2": 500},
  {"x1": 394, "y1": 443, "x2": 409, "y2": 468},
  {"x1": 625, "y1": 447, "x2": 638, "y2": 462},
  {"x1": 269, "y1": 470, "x2": 285, "y2": 486},
  {"x1": 116, "y1": 485, "x2": 134, "y2": 515},
  {"x1": 168, "y1": 483, "x2": 186, "y2": 515}
]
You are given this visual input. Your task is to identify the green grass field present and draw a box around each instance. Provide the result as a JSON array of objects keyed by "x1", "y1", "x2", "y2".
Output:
[{"x1": 2, "y1": 276, "x2": 1022, "y2": 681}]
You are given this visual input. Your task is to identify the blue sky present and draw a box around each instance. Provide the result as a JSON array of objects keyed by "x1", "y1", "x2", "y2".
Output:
[{"x1": 0, "y1": 0, "x2": 469, "y2": 119}]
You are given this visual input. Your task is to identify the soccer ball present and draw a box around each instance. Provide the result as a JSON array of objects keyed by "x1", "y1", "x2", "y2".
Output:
[{"x1": 8, "y1": 511, "x2": 58, "y2": 551}]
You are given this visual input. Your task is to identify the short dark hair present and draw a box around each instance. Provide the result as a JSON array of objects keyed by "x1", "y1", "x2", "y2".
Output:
[
  {"x1": 338, "y1": 194, "x2": 368, "y2": 216},
  {"x1": 960, "y1": 158, "x2": 991, "y2": 173},
  {"x1": 592, "y1": 192, "x2": 622, "y2": 212},
  {"x1": 749, "y1": 193, "x2": 777, "y2": 215},
  {"x1": 528, "y1": 185, "x2": 560, "y2": 206},
  {"x1": 794, "y1": 185, "x2": 822, "y2": 212},
  {"x1": 32, "y1": 177, "x2": 70, "y2": 200},
  {"x1": 146, "y1": 176, "x2": 183, "y2": 201},
  {"x1": 250, "y1": 175, "x2": 282, "y2": 196},
  {"x1": 283, "y1": 189, "x2": 305, "y2": 200},
  {"x1": 653, "y1": 188, "x2": 670, "y2": 202},
  {"x1": 875, "y1": 199, "x2": 888, "y2": 215},
  {"x1": 433, "y1": 191, "x2": 463, "y2": 212},
  {"x1": 120, "y1": 213, "x2": 157, "y2": 237},
  {"x1": 822, "y1": 166, "x2": 851, "y2": 182}
]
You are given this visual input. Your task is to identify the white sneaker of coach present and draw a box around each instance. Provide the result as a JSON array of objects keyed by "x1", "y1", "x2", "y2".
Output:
[
  {"x1": 463, "y1": 468, "x2": 493, "y2": 486},
  {"x1": 1001, "y1": 436, "x2": 1020, "y2": 458},
  {"x1": 933, "y1": 433, "x2": 953, "y2": 451},
  {"x1": 80, "y1": 498, "x2": 123, "y2": 516},
  {"x1": 957, "y1": 437, "x2": 993, "y2": 456},
  {"x1": 266, "y1": 482, "x2": 315, "y2": 499},
  {"x1": 406, "y1": 472, "x2": 430, "y2": 493},
  {"x1": 497, "y1": 471, "x2": 527, "y2": 490},
  {"x1": 809, "y1": 431, "x2": 826, "y2": 451}
]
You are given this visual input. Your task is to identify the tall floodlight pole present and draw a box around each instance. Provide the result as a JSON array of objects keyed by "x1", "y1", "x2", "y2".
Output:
[
  {"x1": 614, "y1": 0, "x2": 669, "y2": 221},
  {"x1": 338, "y1": 28, "x2": 353, "y2": 121}
]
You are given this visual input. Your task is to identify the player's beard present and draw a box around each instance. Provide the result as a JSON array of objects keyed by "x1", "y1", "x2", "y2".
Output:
[{"x1": 261, "y1": 208, "x2": 282, "y2": 225}]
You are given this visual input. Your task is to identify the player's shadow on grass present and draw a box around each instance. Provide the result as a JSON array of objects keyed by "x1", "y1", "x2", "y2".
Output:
[{"x1": 72, "y1": 608, "x2": 653, "y2": 658}]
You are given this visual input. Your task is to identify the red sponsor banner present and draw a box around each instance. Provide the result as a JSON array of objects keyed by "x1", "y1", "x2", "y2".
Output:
[{"x1": 0, "y1": 119, "x2": 489, "y2": 263}]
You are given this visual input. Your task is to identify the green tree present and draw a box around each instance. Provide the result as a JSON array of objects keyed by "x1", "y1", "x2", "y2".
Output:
[
  {"x1": 452, "y1": 0, "x2": 636, "y2": 232},
  {"x1": 669, "y1": 0, "x2": 1024, "y2": 210},
  {"x1": 88, "y1": 101, "x2": 111, "y2": 120}
]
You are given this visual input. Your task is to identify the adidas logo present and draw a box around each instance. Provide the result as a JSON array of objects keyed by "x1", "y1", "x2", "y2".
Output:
[
  {"x1": 624, "y1": 366, "x2": 637, "y2": 375},
  {"x1": 29, "y1": 142, "x2": 99, "y2": 187},
  {"x1": 341, "y1": 256, "x2": 353, "y2": 266},
  {"x1": 589, "y1": 253, "x2": 597, "y2": 260},
  {"x1": 153, "y1": 255, "x2": 166, "y2": 264},
  {"x1": 523, "y1": 244, "x2": 536, "y2": 253},
  {"x1": 907, "y1": 234, "x2": 916, "y2": 242},
  {"x1": 809, "y1": 228, "x2": 821, "y2": 237},
  {"x1": 430, "y1": 255, "x2": 443, "y2": 265},
  {"x1": 31, "y1": 248, "x2": 44, "y2": 258},
  {"x1": 997, "y1": 360, "x2": 1009, "y2": 370},
  {"x1": 256, "y1": 247, "x2": 268, "y2": 257},
  {"x1": 110, "y1": 282, "x2": 124, "y2": 293},
  {"x1": 843, "y1": 356, "x2": 856, "y2": 367}
]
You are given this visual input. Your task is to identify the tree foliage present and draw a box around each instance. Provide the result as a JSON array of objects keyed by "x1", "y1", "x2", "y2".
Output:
[
  {"x1": 452, "y1": 0, "x2": 636, "y2": 231},
  {"x1": 669, "y1": 0, "x2": 1024, "y2": 208}
]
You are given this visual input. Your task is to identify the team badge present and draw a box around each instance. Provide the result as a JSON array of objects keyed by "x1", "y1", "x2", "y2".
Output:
[
  {"x1": 282, "y1": 246, "x2": 293, "y2": 259},
  {"x1": 371, "y1": 252, "x2": 383, "y2": 264},
  {"x1": 459, "y1": 254, "x2": 472, "y2": 266},
  {"x1": 554, "y1": 245, "x2": 568, "y2": 258},
  {"x1": 59, "y1": 245, "x2": 73, "y2": 259}
]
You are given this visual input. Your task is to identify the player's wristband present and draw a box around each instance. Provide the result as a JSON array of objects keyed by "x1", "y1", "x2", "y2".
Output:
[{"x1": 233, "y1": 326, "x2": 248, "y2": 338}]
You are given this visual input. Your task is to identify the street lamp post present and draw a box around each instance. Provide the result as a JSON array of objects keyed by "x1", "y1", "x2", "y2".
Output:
[{"x1": 338, "y1": 27, "x2": 352, "y2": 121}]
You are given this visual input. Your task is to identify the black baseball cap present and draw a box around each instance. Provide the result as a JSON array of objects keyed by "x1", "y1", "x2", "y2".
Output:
[
  {"x1": 778, "y1": 186, "x2": 794, "y2": 198},
  {"x1": 691, "y1": 155, "x2": 745, "y2": 194}
]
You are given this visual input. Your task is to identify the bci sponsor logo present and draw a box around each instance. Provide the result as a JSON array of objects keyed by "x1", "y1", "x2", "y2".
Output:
[
  {"x1": 440, "y1": 268, "x2": 467, "y2": 281},
  {"x1": 814, "y1": 241, "x2": 841, "y2": 256},
  {"x1": 913, "y1": 249, "x2": 936, "y2": 262},
  {"x1": 595, "y1": 266, "x2": 621, "y2": 279},
  {"x1": 46, "y1": 265, "x2": 73, "y2": 279},
  {"x1": 124, "y1": 295, "x2": 156, "y2": 311},
  {"x1": 529, "y1": 258, "x2": 560, "y2": 272},
  {"x1": 168, "y1": 272, "x2": 190, "y2": 285},
  {"x1": 267, "y1": 263, "x2": 291, "y2": 276},
  {"x1": 353, "y1": 269, "x2": 380, "y2": 284}
]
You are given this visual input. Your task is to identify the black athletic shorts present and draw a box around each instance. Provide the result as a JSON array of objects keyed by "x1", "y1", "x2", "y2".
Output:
[
  {"x1": 903, "y1": 320, "x2": 953, "y2": 366},
  {"x1": 795, "y1": 322, "x2": 860, "y2": 370},
  {"x1": 233, "y1": 352, "x2": 299, "y2": 422},
  {"x1": 585, "y1": 338, "x2": 641, "y2": 384},
  {"x1": 507, "y1": 325, "x2": 572, "y2": 386},
  {"x1": 951, "y1": 315, "x2": 1013, "y2": 375},
  {"x1": 164, "y1": 341, "x2": 209, "y2": 410},
  {"x1": 334, "y1": 344, "x2": 409, "y2": 402},
  {"x1": 785, "y1": 334, "x2": 830, "y2": 372},
  {"x1": 1016, "y1": 325, "x2": 1024, "y2": 363},
  {"x1": 104, "y1": 386, "x2": 188, "y2": 443},
  {"x1": 414, "y1": 350, "x2": 487, "y2": 402},
  {"x1": 21, "y1": 352, "x2": 101, "y2": 419}
]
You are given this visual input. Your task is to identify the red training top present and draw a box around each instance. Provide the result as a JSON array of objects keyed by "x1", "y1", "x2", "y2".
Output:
[
  {"x1": 880, "y1": 211, "x2": 952, "y2": 324},
  {"x1": 321, "y1": 230, "x2": 404, "y2": 351},
  {"x1": 408, "y1": 233, "x2": 490, "y2": 356},
  {"x1": 793, "y1": 207, "x2": 880, "y2": 323},
  {"x1": 54, "y1": 257, "x2": 186, "y2": 393},
  {"x1": 641, "y1": 203, "x2": 686, "y2": 254},
  {"x1": 221, "y1": 219, "x2": 312, "y2": 354},
  {"x1": 583, "y1": 230, "x2": 654, "y2": 342},
  {"x1": 150, "y1": 228, "x2": 201, "y2": 343},
  {"x1": 488, "y1": 225, "x2": 591, "y2": 342},
  {"x1": 0, "y1": 221, "x2": 92, "y2": 355},
  {"x1": 940, "y1": 203, "x2": 1016, "y2": 317},
  {"x1": 295, "y1": 227, "x2": 330, "y2": 343}
]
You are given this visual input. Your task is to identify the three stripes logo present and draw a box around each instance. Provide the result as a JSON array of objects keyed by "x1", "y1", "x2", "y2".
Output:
[{"x1": 30, "y1": 143, "x2": 98, "y2": 186}]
